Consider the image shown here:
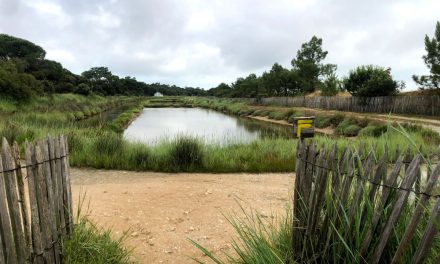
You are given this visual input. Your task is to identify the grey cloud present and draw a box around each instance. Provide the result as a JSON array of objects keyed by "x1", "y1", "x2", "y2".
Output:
[{"x1": 0, "y1": 0, "x2": 438, "y2": 89}]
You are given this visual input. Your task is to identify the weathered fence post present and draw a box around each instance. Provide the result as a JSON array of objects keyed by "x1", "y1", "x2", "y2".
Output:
[
  {"x1": 293, "y1": 141, "x2": 440, "y2": 263},
  {"x1": 2, "y1": 138, "x2": 27, "y2": 263},
  {"x1": 260, "y1": 95, "x2": 439, "y2": 116},
  {"x1": 0, "y1": 135, "x2": 73, "y2": 263}
]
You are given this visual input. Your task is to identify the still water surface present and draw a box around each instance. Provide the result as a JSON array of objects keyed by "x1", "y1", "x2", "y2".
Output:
[{"x1": 124, "y1": 108, "x2": 291, "y2": 145}]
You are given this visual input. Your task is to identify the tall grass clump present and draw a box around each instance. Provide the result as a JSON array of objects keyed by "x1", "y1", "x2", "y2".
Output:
[
  {"x1": 358, "y1": 124, "x2": 388, "y2": 137},
  {"x1": 62, "y1": 196, "x2": 132, "y2": 264},
  {"x1": 0, "y1": 121, "x2": 36, "y2": 143},
  {"x1": 191, "y1": 203, "x2": 293, "y2": 264},
  {"x1": 0, "y1": 97, "x2": 17, "y2": 113},
  {"x1": 203, "y1": 138, "x2": 296, "y2": 173},
  {"x1": 62, "y1": 217, "x2": 131, "y2": 264},
  {"x1": 169, "y1": 136, "x2": 204, "y2": 171},
  {"x1": 95, "y1": 132, "x2": 124, "y2": 155},
  {"x1": 126, "y1": 143, "x2": 151, "y2": 170}
]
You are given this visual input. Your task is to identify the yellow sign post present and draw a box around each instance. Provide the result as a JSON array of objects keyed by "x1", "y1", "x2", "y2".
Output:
[{"x1": 293, "y1": 116, "x2": 315, "y2": 138}]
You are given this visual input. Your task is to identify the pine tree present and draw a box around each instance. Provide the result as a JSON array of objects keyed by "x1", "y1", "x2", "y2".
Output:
[{"x1": 413, "y1": 21, "x2": 440, "y2": 89}]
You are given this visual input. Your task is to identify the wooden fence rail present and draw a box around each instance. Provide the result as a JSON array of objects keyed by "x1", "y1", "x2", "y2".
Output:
[
  {"x1": 0, "y1": 135, "x2": 73, "y2": 264},
  {"x1": 260, "y1": 95, "x2": 440, "y2": 116},
  {"x1": 293, "y1": 140, "x2": 440, "y2": 263}
]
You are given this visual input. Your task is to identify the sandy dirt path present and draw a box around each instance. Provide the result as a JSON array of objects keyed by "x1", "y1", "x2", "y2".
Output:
[{"x1": 71, "y1": 168, "x2": 294, "y2": 264}]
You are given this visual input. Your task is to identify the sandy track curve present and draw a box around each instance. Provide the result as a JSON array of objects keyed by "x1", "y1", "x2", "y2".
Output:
[{"x1": 71, "y1": 168, "x2": 294, "y2": 263}]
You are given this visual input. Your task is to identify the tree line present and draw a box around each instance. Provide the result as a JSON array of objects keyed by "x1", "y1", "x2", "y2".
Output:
[
  {"x1": 207, "y1": 21, "x2": 440, "y2": 98},
  {"x1": 0, "y1": 34, "x2": 205, "y2": 101},
  {"x1": 1, "y1": 20, "x2": 439, "y2": 101}
]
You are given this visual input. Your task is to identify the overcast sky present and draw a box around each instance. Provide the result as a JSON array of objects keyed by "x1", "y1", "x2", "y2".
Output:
[{"x1": 0, "y1": 0, "x2": 439, "y2": 90}]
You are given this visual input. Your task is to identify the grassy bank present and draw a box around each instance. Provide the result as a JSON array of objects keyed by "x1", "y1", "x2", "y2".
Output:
[
  {"x1": 0, "y1": 94, "x2": 144, "y2": 144},
  {"x1": 68, "y1": 126, "x2": 433, "y2": 173}
]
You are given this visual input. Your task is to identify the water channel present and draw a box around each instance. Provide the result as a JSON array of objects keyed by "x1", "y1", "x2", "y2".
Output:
[{"x1": 123, "y1": 107, "x2": 292, "y2": 145}]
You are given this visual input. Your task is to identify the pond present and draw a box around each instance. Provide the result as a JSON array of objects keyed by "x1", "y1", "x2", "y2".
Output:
[{"x1": 123, "y1": 108, "x2": 292, "y2": 145}]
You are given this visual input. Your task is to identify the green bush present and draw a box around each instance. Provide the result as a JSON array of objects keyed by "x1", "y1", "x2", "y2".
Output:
[
  {"x1": 344, "y1": 124, "x2": 362, "y2": 136},
  {"x1": 359, "y1": 125, "x2": 388, "y2": 137},
  {"x1": 252, "y1": 109, "x2": 269, "y2": 117},
  {"x1": 74, "y1": 83, "x2": 92, "y2": 96},
  {"x1": 169, "y1": 136, "x2": 203, "y2": 171},
  {"x1": 238, "y1": 109, "x2": 253, "y2": 116},
  {"x1": 356, "y1": 118, "x2": 370, "y2": 128},
  {"x1": 336, "y1": 118, "x2": 356, "y2": 135},
  {"x1": 74, "y1": 111, "x2": 85, "y2": 120},
  {"x1": 321, "y1": 75, "x2": 342, "y2": 96},
  {"x1": 268, "y1": 111, "x2": 288, "y2": 120},
  {"x1": 329, "y1": 114, "x2": 345, "y2": 126},
  {"x1": 67, "y1": 113, "x2": 76, "y2": 121},
  {"x1": 344, "y1": 65, "x2": 402, "y2": 97},
  {"x1": 315, "y1": 116, "x2": 332, "y2": 128}
]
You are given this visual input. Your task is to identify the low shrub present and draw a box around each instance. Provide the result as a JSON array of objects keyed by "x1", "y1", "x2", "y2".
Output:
[
  {"x1": 315, "y1": 116, "x2": 332, "y2": 128},
  {"x1": 252, "y1": 109, "x2": 269, "y2": 117},
  {"x1": 344, "y1": 124, "x2": 362, "y2": 136},
  {"x1": 169, "y1": 136, "x2": 203, "y2": 171},
  {"x1": 66, "y1": 113, "x2": 76, "y2": 121},
  {"x1": 336, "y1": 118, "x2": 362, "y2": 136},
  {"x1": 74, "y1": 111, "x2": 85, "y2": 120},
  {"x1": 359, "y1": 125, "x2": 388, "y2": 137},
  {"x1": 329, "y1": 114, "x2": 345, "y2": 126},
  {"x1": 268, "y1": 111, "x2": 288, "y2": 120},
  {"x1": 238, "y1": 109, "x2": 254, "y2": 116}
]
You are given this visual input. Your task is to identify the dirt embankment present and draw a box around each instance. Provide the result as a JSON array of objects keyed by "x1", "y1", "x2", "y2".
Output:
[
  {"x1": 71, "y1": 168, "x2": 294, "y2": 263},
  {"x1": 295, "y1": 107, "x2": 440, "y2": 134},
  {"x1": 247, "y1": 106, "x2": 440, "y2": 135},
  {"x1": 248, "y1": 115, "x2": 335, "y2": 135}
]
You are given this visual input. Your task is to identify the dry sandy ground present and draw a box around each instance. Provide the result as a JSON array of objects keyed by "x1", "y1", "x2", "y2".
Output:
[{"x1": 71, "y1": 168, "x2": 294, "y2": 264}]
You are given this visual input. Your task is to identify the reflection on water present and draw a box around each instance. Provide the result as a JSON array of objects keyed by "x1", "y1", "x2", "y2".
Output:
[{"x1": 124, "y1": 108, "x2": 292, "y2": 145}]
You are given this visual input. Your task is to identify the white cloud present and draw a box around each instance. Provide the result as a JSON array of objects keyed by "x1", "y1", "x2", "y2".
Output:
[
  {"x1": 0, "y1": 0, "x2": 439, "y2": 89},
  {"x1": 45, "y1": 48, "x2": 76, "y2": 64}
]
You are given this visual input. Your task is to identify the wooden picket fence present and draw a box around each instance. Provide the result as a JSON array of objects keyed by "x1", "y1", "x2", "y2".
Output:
[
  {"x1": 260, "y1": 95, "x2": 440, "y2": 116},
  {"x1": 293, "y1": 140, "x2": 440, "y2": 263},
  {"x1": 0, "y1": 135, "x2": 73, "y2": 263}
]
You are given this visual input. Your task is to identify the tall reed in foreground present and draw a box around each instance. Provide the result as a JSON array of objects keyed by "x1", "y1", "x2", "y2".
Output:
[{"x1": 190, "y1": 203, "x2": 293, "y2": 264}]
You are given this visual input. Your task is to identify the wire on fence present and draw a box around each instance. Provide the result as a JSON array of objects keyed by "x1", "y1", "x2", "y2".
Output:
[
  {"x1": 299, "y1": 157, "x2": 440, "y2": 200},
  {"x1": 0, "y1": 154, "x2": 69, "y2": 176}
]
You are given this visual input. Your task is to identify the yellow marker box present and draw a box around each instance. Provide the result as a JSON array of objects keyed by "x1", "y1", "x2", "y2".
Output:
[{"x1": 292, "y1": 116, "x2": 315, "y2": 138}]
